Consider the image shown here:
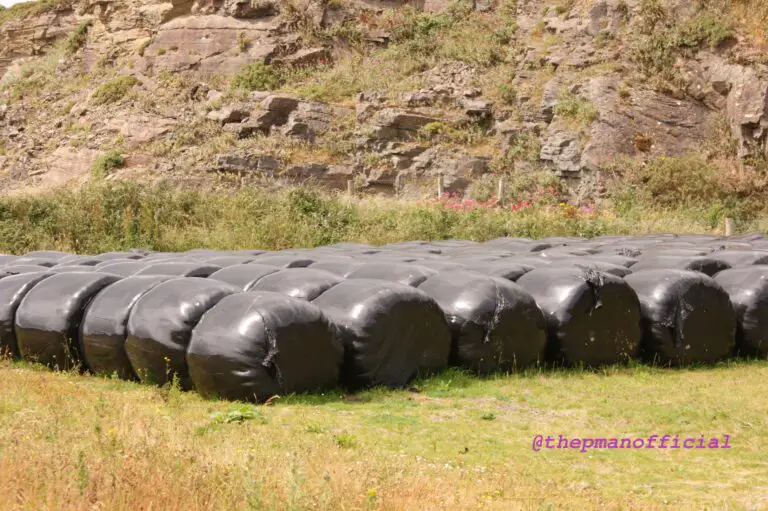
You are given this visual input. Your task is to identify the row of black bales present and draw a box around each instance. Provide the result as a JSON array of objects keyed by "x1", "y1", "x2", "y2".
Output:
[{"x1": 0, "y1": 233, "x2": 767, "y2": 402}]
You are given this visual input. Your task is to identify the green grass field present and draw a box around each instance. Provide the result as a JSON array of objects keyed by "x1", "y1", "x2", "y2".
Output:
[{"x1": 1, "y1": 358, "x2": 766, "y2": 510}]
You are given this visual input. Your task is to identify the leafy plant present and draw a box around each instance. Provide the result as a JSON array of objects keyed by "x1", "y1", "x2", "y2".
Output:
[
  {"x1": 66, "y1": 20, "x2": 92, "y2": 54},
  {"x1": 91, "y1": 151, "x2": 124, "y2": 181},
  {"x1": 92, "y1": 76, "x2": 140, "y2": 105},
  {"x1": 231, "y1": 62, "x2": 283, "y2": 91}
]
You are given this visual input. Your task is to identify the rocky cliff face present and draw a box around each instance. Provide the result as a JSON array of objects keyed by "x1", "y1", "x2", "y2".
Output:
[{"x1": 0, "y1": 0, "x2": 766, "y2": 198}]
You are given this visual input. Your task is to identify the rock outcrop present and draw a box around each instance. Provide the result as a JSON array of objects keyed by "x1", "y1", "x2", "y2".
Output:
[{"x1": 1, "y1": 0, "x2": 767, "y2": 198}]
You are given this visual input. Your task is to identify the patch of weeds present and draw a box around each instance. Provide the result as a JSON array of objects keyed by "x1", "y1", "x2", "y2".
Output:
[
  {"x1": 633, "y1": 6, "x2": 733, "y2": 85},
  {"x1": 554, "y1": 90, "x2": 598, "y2": 125},
  {"x1": 210, "y1": 405, "x2": 268, "y2": 425},
  {"x1": 157, "y1": 47, "x2": 166, "y2": 56},
  {"x1": 554, "y1": 0, "x2": 575, "y2": 16},
  {"x1": 90, "y1": 151, "x2": 124, "y2": 181},
  {"x1": 66, "y1": 20, "x2": 92, "y2": 55},
  {"x1": 196, "y1": 405, "x2": 268, "y2": 436},
  {"x1": 305, "y1": 423, "x2": 325, "y2": 433},
  {"x1": 498, "y1": 83, "x2": 516, "y2": 105},
  {"x1": 231, "y1": 62, "x2": 283, "y2": 91},
  {"x1": 237, "y1": 32, "x2": 251, "y2": 52},
  {"x1": 138, "y1": 38, "x2": 154, "y2": 57},
  {"x1": 502, "y1": 131, "x2": 542, "y2": 162},
  {"x1": 481, "y1": 412, "x2": 497, "y2": 421},
  {"x1": 335, "y1": 432, "x2": 357, "y2": 448},
  {"x1": 91, "y1": 76, "x2": 140, "y2": 105}
]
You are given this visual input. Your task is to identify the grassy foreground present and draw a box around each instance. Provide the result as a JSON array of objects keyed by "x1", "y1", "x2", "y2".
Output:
[
  {"x1": 1, "y1": 359, "x2": 766, "y2": 510},
  {"x1": 0, "y1": 181, "x2": 764, "y2": 255}
]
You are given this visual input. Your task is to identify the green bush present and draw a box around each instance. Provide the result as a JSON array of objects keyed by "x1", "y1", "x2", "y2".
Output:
[
  {"x1": 92, "y1": 76, "x2": 140, "y2": 105},
  {"x1": 91, "y1": 151, "x2": 125, "y2": 181},
  {"x1": 633, "y1": 8, "x2": 733, "y2": 82},
  {"x1": 554, "y1": 91, "x2": 599, "y2": 124},
  {"x1": 65, "y1": 20, "x2": 92, "y2": 54},
  {"x1": 231, "y1": 62, "x2": 283, "y2": 91},
  {"x1": 606, "y1": 154, "x2": 768, "y2": 224}
]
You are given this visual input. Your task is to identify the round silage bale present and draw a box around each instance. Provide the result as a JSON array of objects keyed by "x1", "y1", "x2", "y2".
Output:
[
  {"x1": 187, "y1": 292, "x2": 344, "y2": 402},
  {"x1": 547, "y1": 259, "x2": 633, "y2": 278},
  {"x1": 516, "y1": 267, "x2": 642, "y2": 366},
  {"x1": 207, "y1": 264, "x2": 280, "y2": 290},
  {"x1": 15, "y1": 272, "x2": 122, "y2": 370},
  {"x1": 624, "y1": 269, "x2": 736, "y2": 365},
  {"x1": 204, "y1": 256, "x2": 258, "y2": 267},
  {"x1": 9, "y1": 257, "x2": 60, "y2": 268},
  {"x1": 248, "y1": 268, "x2": 341, "y2": 301},
  {"x1": 134, "y1": 262, "x2": 222, "y2": 278},
  {"x1": 0, "y1": 272, "x2": 53, "y2": 359},
  {"x1": 463, "y1": 261, "x2": 534, "y2": 282},
  {"x1": 249, "y1": 254, "x2": 316, "y2": 268},
  {"x1": 630, "y1": 255, "x2": 730, "y2": 276},
  {"x1": 713, "y1": 267, "x2": 768, "y2": 358},
  {"x1": 345, "y1": 263, "x2": 438, "y2": 287},
  {"x1": 48, "y1": 265, "x2": 97, "y2": 273},
  {"x1": 308, "y1": 258, "x2": 363, "y2": 278},
  {"x1": 2, "y1": 265, "x2": 52, "y2": 275},
  {"x1": 22, "y1": 251, "x2": 71, "y2": 260},
  {"x1": 81, "y1": 275, "x2": 173, "y2": 380},
  {"x1": 417, "y1": 271, "x2": 547, "y2": 373},
  {"x1": 125, "y1": 278, "x2": 239, "y2": 388},
  {"x1": 708, "y1": 250, "x2": 768, "y2": 268},
  {"x1": 95, "y1": 261, "x2": 153, "y2": 277},
  {"x1": 312, "y1": 279, "x2": 451, "y2": 388}
]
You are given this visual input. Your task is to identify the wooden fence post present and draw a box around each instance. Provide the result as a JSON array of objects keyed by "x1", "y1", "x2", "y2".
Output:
[
  {"x1": 497, "y1": 176, "x2": 505, "y2": 206},
  {"x1": 437, "y1": 175, "x2": 444, "y2": 198},
  {"x1": 725, "y1": 217, "x2": 734, "y2": 237},
  {"x1": 347, "y1": 179, "x2": 354, "y2": 198}
]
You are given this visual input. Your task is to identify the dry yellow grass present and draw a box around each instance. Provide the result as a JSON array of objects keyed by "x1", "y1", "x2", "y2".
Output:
[{"x1": 1, "y1": 359, "x2": 767, "y2": 510}]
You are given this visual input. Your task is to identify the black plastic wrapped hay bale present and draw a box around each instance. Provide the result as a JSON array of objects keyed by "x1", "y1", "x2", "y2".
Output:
[
  {"x1": 312, "y1": 279, "x2": 451, "y2": 388},
  {"x1": 708, "y1": 250, "x2": 768, "y2": 268},
  {"x1": 207, "y1": 264, "x2": 280, "y2": 291},
  {"x1": 56, "y1": 255, "x2": 110, "y2": 266},
  {"x1": 187, "y1": 292, "x2": 344, "y2": 402},
  {"x1": 547, "y1": 259, "x2": 633, "y2": 278},
  {"x1": 408, "y1": 260, "x2": 468, "y2": 272},
  {"x1": 125, "y1": 278, "x2": 239, "y2": 388},
  {"x1": 0, "y1": 272, "x2": 53, "y2": 359},
  {"x1": 516, "y1": 267, "x2": 642, "y2": 366},
  {"x1": 94, "y1": 261, "x2": 153, "y2": 277},
  {"x1": 629, "y1": 256, "x2": 731, "y2": 276},
  {"x1": 81, "y1": 275, "x2": 173, "y2": 380},
  {"x1": 134, "y1": 262, "x2": 222, "y2": 278},
  {"x1": 582, "y1": 254, "x2": 639, "y2": 268},
  {"x1": 15, "y1": 272, "x2": 122, "y2": 370},
  {"x1": 248, "y1": 269, "x2": 342, "y2": 301},
  {"x1": 2, "y1": 265, "x2": 52, "y2": 275},
  {"x1": 9, "y1": 257, "x2": 59, "y2": 268},
  {"x1": 345, "y1": 263, "x2": 438, "y2": 287},
  {"x1": 249, "y1": 254, "x2": 316, "y2": 268},
  {"x1": 204, "y1": 256, "x2": 258, "y2": 267},
  {"x1": 417, "y1": 271, "x2": 546, "y2": 373},
  {"x1": 464, "y1": 261, "x2": 535, "y2": 282},
  {"x1": 308, "y1": 260, "x2": 363, "y2": 278},
  {"x1": 713, "y1": 267, "x2": 768, "y2": 358},
  {"x1": 624, "y1": 269, "x2": 736, "y2": 365},
  {"x1": 48, "y1": 265, "x2": 97, "y2": 273},
  {"x1": 22, "y1": 251, "x2": 71, "y2": 260}
]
